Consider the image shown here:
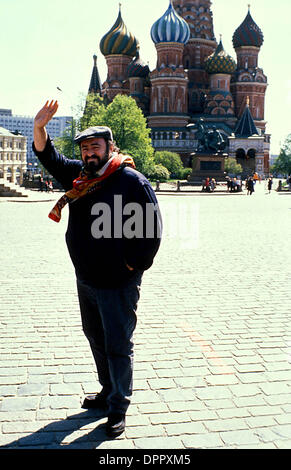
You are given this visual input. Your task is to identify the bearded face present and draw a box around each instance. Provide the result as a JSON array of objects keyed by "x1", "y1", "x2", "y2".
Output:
[{"x1": 80, "y1": 137, "x2": 112, "y2": 176}]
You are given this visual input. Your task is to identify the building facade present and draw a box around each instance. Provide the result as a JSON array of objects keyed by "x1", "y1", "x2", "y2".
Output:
[
  {"x1": 92, "y1": 0, "x2": 270, "y2": 175},
  {"x1": 0, "y1": 109, "x2": 72, "y2": 171},
  {"x1": 0, "y1": 127, "x2": 27, "y2": 184}
]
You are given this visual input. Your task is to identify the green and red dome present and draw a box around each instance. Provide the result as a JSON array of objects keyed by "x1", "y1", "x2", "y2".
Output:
[
  {"x1": 204, "y1": 39, "x2": 236, "y2": 75},
  {"x1": 233, "y1": 7, "x2": 264, "y2": 48}
]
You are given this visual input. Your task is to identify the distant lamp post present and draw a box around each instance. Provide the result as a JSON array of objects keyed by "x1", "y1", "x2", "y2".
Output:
[{"x1": 57, "y1": 86, "x2": 75, "y2": 159}]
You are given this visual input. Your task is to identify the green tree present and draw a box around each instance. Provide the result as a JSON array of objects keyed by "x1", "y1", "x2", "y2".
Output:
[
  {"x1": 54, "y1": 118, "x2": 80, "y2": 159},
  {"x1": 87, "y1": 94, "x2": 154, "y2": 174},
  {"x1": 153, "y1": 151, "x2": 192, "y2": 179},
  {"x1": 271, "y1": 134, "x2": 291, "y2": 176},
  {"x1": 146, "y1": 163, "x2": 170, "y2": 182},
  {"x1": 224, "y1": 157, "x2": 243, "y2": 175},
  {"x1": 80, "y1": 93, "x2": 106, "y2": 131}
]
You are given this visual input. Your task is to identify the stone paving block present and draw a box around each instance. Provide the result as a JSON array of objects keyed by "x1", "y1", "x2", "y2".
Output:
[
  {"x1": 205, "y1": 375, "x2": 239, "y2": 386},
  {"x1": 265, "y1": 394, "x2": 291, "y2": 406},
  {"x1": 189, "y1": 410, "x2": 218, "y2": 421},
  {"x1": 237, "y1": 373, "x2": 268, "y2": 384},
  {"x1": 165, "y1": 421, "x2": 206, "y2": 436},
  {"x1": 275, "y1": 414, "x2": 291, "y2": 425},
  {"x1": 245, "y1": 416, "x2": 277, "y2": 428},
  {"x1": 50, "y1": 383, "x2": 83, "y2": 395},
  {"x1": 27, "y1": 374, "x2": 62, "y2": 384},
  {"x1": 220, "y1": 429, "x2": 262, "y2": 446},
  {"x1": 0, "y1": 411, "x2": 36, "y2": 422},
  {"x1": 148, "y1": 378, "x2": 176, "y2": 389},
  {"x1": 137, "y1": 403, "x2": 169, "y2": 414},
  {"x1": 125, "y1": 424, "x2": 166, "y2": 439},
  {"x1": 248, "y1": 405, "x2": 284, "y2": 417},
  {"x1": 196, "y1": 386, "x2": 232, "y2": 400},
  {"x1": 2, "y1": 421, "x2": 51, "y2": 434},
  {"x1": 0, "y1": 376, "x2": 27, "y2": 386},
  {"x1": 228, "y1": 384, "x2": 261, "y2": 397},
  {"x1": 39, "y1": 396, "x2": 81, "y2": 410},
  {"x1": 126, "y1": 414, "x2": 151, "y2": 426},
  {"x1": 168, "y1": 401, "x2": 206, "y2": 412},
  {"x1": 182, "y1": 433, "x2": 224, "y2": 449},
  {"x1": 63, "y1": 373, "x2": 95, "y2": 383},
  {"x1": 0, "y1": 386, "x2": 17, "y2": 397},
  {"x1": 36, "y1": 410, "x2": 67, "y2": 421},
  {"x1": 157, "y1": 388, "x2": 196, "y2": 402},
  {"x1": 131, "y1": 390, "x2": 160, "y2": 404},
  {"x1": 205, "y1": 418, "x2": 249, "y2": 432},
  {"x1": 174, "y1": 376, "x2": 205, "y2": 388},
  {"x1": 233, "y1": 395, "x2": 266, "y2": 407},
  {"x1": 17, "y1": 384, "x2": 49, "y2": 396},
  {"x1": 1, "y1": 397, "x2": 39, "y2": 412},
  {"x1": 96, "y1": 439, "x2": 135, "y2": 449},
  {"x1": 149, "y1": 412, "x2": 191, "y2": 425},
  {"x1": 133, "y1": 436, "x2": 185, "y2": 449}
]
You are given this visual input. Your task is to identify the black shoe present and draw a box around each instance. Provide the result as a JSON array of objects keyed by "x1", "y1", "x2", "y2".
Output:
[
  {"x1": 106, "y1": 413, "x2": 126, "y2": 438},
  {"x1": 81, "y1": 393, "x2": 108, "y2": 410}
]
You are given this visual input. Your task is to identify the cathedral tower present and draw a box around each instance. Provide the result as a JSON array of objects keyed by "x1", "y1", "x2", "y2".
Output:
[
  {"x1": 230, "y1": 6, "x2": 267, "y2": 133},
  {"x1": 148, "y1": 0, "x2": 190, "y2": 128},
  {"x1": 99, "y1": 5, "x2": 139, "y2": 101},
  {"x1": 204, "y1": 38, "x2": 236, "y2": 122},
  {"x1": 88, "y1": 55, "x2": 102, "y2": 95},
  {"x1": 172, "y1": 0, "x2": 217, "y2": 114}
]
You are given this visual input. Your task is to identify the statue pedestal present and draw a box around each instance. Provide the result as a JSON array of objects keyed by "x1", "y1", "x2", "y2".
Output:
[{"x1": 190, "y1": 152, "x2": 228, "y2": 183}]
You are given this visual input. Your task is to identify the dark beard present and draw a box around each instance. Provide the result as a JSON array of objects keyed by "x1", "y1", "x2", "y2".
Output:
[{"x1": 83, "y1": 153, "x2": 109, "y2": 177}]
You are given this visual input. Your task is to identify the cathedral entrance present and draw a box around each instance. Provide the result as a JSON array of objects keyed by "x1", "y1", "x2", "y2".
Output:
[{"x1": 236, "y1": 148, "x2": 256, "y2": 176}]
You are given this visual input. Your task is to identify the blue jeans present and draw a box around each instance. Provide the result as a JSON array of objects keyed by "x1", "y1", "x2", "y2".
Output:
[{"x1": 76, "y1": 270, "x2": 143, "y2": 414}]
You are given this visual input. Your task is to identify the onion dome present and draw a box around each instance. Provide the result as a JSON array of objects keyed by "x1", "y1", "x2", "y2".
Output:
[
  {"x1": 233, "y1": 6, "x2": 264, "y2": 48},
  {"x1": 205, "y1": 38, "x2": 236, "y2": 74},
  {"x1": 126, "y1": 48, "x2": 150, "y2": 78},
  {"x1": 100, "y1": 5, "x2": 139, "y2": 57},
  {"x1": 151, "y1": 0, "x2": 190, "y2": 45}
]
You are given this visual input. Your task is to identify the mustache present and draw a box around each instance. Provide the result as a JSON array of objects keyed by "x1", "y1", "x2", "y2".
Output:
[{"x1": 84, "y1": 154, "x2": 100, "y2": 163}]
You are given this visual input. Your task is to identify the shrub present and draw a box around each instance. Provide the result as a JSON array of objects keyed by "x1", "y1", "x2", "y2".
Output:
[{"x1": 147, "y1": 164, "x2": 170, "y2": 182}]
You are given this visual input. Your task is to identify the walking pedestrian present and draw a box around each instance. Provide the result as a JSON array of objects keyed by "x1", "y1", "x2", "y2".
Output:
[
  {"x1": 38, "y1": 175, "x2": 43, "y2": 192},
  {"x1": 32, "y1": 100, "x2": 162, "y2": 438},
  {"x1": 267, "y1": 177, "x2": 273, "y2": 194},
  {"x1": 247, "y1": 177, "x2": 254, "y2": 195}
]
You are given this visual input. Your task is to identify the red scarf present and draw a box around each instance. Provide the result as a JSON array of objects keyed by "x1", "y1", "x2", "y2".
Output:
[{"x1": 48, "y1": 154, "x2": 135, "y2": 223}]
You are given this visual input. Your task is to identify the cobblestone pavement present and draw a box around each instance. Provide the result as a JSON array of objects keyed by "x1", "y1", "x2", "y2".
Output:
[{"x1": 0, "y1": 182, "x2": 291, "y2": 450}]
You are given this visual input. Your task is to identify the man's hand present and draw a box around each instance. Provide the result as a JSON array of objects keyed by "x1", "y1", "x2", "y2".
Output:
[
  {"x1": 34, "y1": 100, "x2": 58, "y2": 152},
  {"x1": 34, "y1": 100, "x2": 58, "y2": 129}
]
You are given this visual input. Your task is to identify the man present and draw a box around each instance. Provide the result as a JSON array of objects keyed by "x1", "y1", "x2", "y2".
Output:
[{"x1": 33, "y1": 100, "x2": 162, "y2": 437}]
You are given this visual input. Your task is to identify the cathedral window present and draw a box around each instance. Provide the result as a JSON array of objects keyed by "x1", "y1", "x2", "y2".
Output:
[
  {"x1": 236, "y1": 148, "x2": 246, "y2": 159},
  {"x1": 164, "y1": 98, "x2": 169, "y2": 113},
  {"x1": 247, "y1": 149, "x2": 256, "y2": 158}
]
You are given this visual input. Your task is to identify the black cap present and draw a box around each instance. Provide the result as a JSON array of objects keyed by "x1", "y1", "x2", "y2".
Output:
[{"x1": 74, "y1": 126, "x2": 113, "y2": 145}]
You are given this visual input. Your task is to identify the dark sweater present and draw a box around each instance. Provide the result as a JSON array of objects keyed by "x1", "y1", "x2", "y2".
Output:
[{"x1": 33, "y1": 137, "x2": 162, "y2": 287}]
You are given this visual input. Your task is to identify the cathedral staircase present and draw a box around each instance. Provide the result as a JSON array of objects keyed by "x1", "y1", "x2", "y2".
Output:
[{"x1": 0, "y1": 179, "x2": 29, "y2": 197}]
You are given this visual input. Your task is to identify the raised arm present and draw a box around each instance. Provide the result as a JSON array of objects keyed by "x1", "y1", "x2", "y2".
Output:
[{"x1": 34, "y1": 100, "x2": 59, "y2": 151}]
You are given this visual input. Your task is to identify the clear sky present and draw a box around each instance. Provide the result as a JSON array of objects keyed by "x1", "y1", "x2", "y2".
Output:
[{"x1": 0, "y1": 0, "x2": 290, "y2": 155}]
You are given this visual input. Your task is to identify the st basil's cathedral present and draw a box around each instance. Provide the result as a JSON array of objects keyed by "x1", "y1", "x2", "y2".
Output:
[{"x1": 88, "y1": 0, "x2": 270, "y2": 176}]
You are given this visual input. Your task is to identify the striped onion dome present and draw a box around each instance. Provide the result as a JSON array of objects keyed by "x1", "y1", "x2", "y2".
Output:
[
  {"x1": 151, "y1": 0, "x2": 190, "y2": 45},
  {"x1": 126, "y1": 48, "x2": 150, "y2": 78},
  {"x1": 233, "y1": 6, "x2": 264, "y2": 48},
  {"x1": 100, "y1": 5, "x2": 139, "y2": 57},
  {"x1": 205, "y1": 39, "x2": 236, "y2": 74}
]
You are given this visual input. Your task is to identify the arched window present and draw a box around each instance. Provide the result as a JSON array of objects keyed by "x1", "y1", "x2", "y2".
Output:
[
  {"x1": 164, "y1": 98, "x2": 169, "y2": 113},
  {"x1": 247, "y1": 149, "x2": 256, "y2": 159},
  {"x1": 236, "y1": 148, "x2": 246, "y2": 159}
]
